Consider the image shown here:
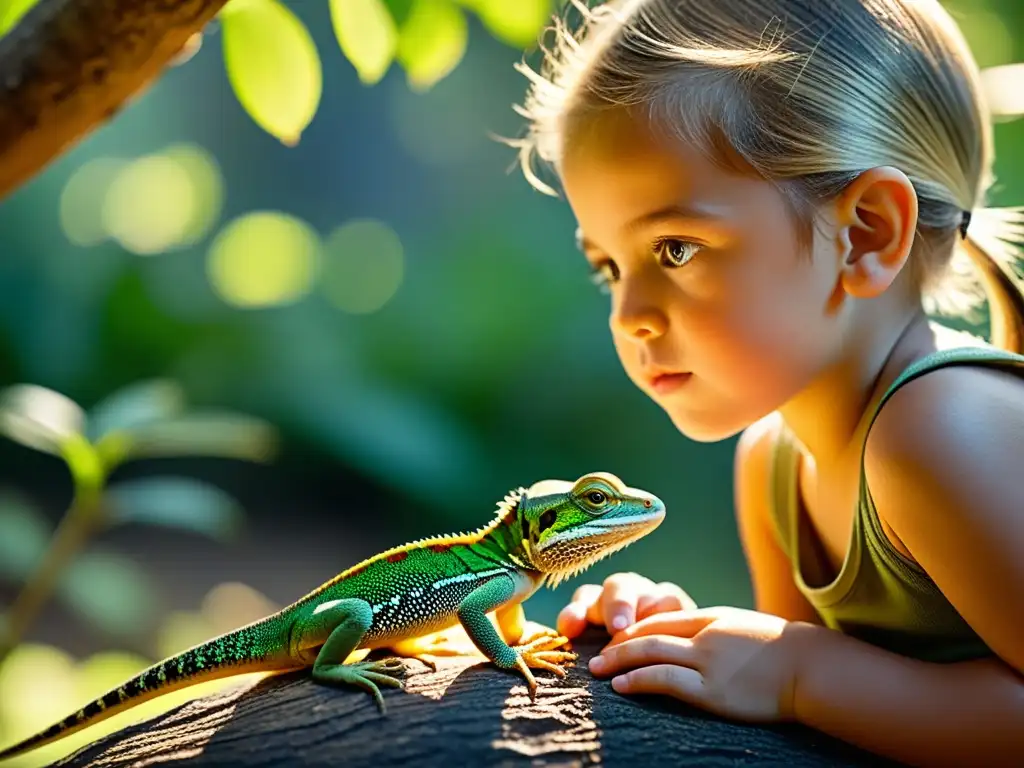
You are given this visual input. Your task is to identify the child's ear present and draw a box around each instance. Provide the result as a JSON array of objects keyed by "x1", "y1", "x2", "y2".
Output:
[{"x1": 834, "y1": 166, "x2": 918, "y2": 299}]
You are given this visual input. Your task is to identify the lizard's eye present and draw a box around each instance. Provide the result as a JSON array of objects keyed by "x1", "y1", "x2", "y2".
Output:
[
  {"x1": 585, "y1": 490, "x2": 607, "y2": 506},
  {"x1": 538, "y1": 509, "x2": 557, "y2": 533}
]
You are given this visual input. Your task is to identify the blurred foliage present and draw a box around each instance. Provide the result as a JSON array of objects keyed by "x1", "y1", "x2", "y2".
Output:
[
  {"x1": 0, "y1": 379, "x2": 276, "y2": 662},
  {"x1": 0, "y1": 0, "x2": 1021, "y2": 762},
  {"x1": 0, "y1": 0, "x2": 566, "y2": 145},
  {"x1": 0, "y1": 580, "x2": 280, "y2": 767}
]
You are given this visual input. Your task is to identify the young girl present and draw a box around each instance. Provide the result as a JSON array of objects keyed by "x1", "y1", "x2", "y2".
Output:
[{"x1": 511, "y1": 1, "x2": 1024, "y2": 765}]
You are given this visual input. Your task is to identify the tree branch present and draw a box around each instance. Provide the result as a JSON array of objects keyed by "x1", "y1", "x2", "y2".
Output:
[
  {"x1": 0, "y1": 0, "x2": 228, "y2": 202},
  {"x1": 55, "y1": 627, "x2": 905, "y2": 767}
]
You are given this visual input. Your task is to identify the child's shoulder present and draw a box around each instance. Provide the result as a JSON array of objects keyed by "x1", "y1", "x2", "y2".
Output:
[
  {"x1": 865, "y1": 336, "x2": 1024, "y2": 481},
  {"x1": 862, "y1": 338, "x2": 1024, "y2": 670}
]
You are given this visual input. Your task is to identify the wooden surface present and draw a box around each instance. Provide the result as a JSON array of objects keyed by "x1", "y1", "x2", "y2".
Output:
[{"x1": 55, "y1": 626, "x2": 903, "y2": 767}]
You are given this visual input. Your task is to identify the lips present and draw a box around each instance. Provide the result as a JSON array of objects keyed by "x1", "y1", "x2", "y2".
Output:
[{"x1": 647, "y1": 370, "x2": 693, "y2": 395}]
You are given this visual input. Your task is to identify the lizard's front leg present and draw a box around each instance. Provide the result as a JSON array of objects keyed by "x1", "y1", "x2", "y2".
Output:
[
  {"x1": 458, "y1": 578, "x2": 577, "y2": 700},
  {"x1": 291, "y1": 598, "x2": 405, "y2": 713},
  {"x1": 494, "y1": 602, "x2": 569, "y2": 652}
]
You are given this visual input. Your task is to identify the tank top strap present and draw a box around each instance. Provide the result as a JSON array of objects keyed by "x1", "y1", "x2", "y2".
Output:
[
  {"x1": 856, "y1": 345, "x2": 1024, "y2": 570},
  {"x1": 768, "y1": 420, "x2": 802, "y2": 562}
]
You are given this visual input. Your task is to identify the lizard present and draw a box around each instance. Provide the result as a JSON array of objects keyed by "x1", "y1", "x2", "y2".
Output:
[{"x1": 0, "y1": 471, "x2": 665, "y2": 762}]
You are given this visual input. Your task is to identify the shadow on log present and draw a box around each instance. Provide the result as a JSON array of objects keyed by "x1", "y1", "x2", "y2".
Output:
[{"x1": 55, "y1": 627, "x2": 904, "y2": 767}]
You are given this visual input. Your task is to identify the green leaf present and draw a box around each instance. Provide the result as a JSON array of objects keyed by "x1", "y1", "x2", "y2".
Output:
[
  {"x1": 118, "y1": 411, "x2": 277, "y2": 463},
  {"x1": 0, "y1": 0, "x2": 41, "y2": 36},
  {"x1": 57, "y1": 548, "x2": 156, "y2": 638},
  {"x1": 0, "y1": 490, "x2": 49, "y2": 583},
  {"x1": 383, "y1": 0, "x2": 415, "y2": 26},
  {"x1": 330, "y1": 0, "x2": 398, "y2": 85},
  {"x1": 461, "y1": 0, "x2": 552, "y2": 49},
  {"x1": 85, "y1": 379, "x2": 186, "y2": 443},
  {"x1": 0, "y1": 384, "x2": 84, "y2": 456},
  {"x1": 220, "y1": 0, "x2": 323, "y2": 145},
  {"x1": 396, "y1": 0, "x2": 468, "y2": 92},
  {"x1": 104, "y1": 476, "x2": 243, "y2": 542},
  {"x1": 62, "y1": 433, "x2": 106, "y2": 492}
]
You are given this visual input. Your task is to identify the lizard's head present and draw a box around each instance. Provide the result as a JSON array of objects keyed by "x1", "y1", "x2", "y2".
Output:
[{"x1": 517, "y1": 472, "x2": 665, "y2": 588}]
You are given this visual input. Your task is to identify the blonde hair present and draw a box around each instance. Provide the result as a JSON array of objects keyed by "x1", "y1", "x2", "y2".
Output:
[{"x1": 510, "y1": 0, "x2": 1024, "y2": 352}]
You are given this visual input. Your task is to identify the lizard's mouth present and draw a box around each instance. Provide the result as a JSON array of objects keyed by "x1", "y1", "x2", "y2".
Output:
[{"x1": 536, "y1": 507, "x2": 665, "y2": 588}]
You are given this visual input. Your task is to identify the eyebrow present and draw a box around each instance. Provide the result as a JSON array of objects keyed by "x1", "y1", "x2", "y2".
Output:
[{"x1": 575, "y1": 203, "x2": 724, "y2": 253}]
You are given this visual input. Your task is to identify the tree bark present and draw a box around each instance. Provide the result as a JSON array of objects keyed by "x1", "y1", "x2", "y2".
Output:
[
  {"x1": 55, "y1": 627, "x2": 905, "y2": 768},
  {"x1": 0, "y1": 0, "x2": 228, "y2": 202}
]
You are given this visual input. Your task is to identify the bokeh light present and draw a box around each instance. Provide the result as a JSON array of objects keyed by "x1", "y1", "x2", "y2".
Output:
[
  {"x1": 58, "y1": 158, "x2": 129, "y2": 247},
  {"x1": 982, "y1": 63, "x2": 1024, "y2": 119},
  {"x1": 59, "y1": 143, "x2": 225, "y2": 255},
  {"x1": 321, "y1": 218, "x2": 404, "y2": 314},
  {"x1": 102, "y1": 155, "x2": 197, "y2": 255},
  {"x1": 206, "y1": 211, "x2": 321, "y2": 308}
]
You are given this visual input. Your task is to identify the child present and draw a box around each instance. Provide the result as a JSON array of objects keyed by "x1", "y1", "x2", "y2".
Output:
[{"x1": 510, "y1": 1, "x2": 1024, "y2": 765}]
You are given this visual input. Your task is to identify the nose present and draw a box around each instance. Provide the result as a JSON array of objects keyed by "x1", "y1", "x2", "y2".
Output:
[{"x1": 611, "y1": 290, "x2": 667, "y2": 340}]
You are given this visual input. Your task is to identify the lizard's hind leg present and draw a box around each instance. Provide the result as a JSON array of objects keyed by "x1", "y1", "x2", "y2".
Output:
[{"x1": 300, "y1": 599, "x2": 406, "y2": 713}]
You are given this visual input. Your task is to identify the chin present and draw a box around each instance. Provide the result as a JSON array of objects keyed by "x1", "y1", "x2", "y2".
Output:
[{"x1": 664, "y1": 407, "x2": 754, "y2": 443}]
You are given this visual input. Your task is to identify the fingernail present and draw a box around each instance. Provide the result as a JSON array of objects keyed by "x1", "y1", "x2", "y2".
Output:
[
  {"x1": 589, "y1": 655, "x2": 606, "y2": 672},
  {"x1": 611, "y1": 615, "x2": 628, "y2": 631},
  {"x1": 612, "y1": 674, "x2": 628, "y2": 691}
]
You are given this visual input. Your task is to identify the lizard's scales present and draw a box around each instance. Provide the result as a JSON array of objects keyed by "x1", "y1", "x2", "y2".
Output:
[{"x1": 0, "y1": 472, "x2": 665, "y2": 762}]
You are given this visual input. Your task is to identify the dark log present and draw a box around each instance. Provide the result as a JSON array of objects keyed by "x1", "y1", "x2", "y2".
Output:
[
  {"x1": 55, "y1": 626, "x2": 904, "y2": 767},
  {"x1": 0, "y1": 0, "x2": 228, "y2": 202}
]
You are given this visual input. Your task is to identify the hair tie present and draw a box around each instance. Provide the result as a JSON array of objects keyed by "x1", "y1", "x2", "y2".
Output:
[{"x1": 959, "y1": 210, "x2": 972, "y2": 239}]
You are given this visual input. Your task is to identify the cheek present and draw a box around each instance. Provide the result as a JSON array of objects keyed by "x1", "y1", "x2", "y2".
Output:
[
  {"x1": 610, "y1": 322, "x2": 643, "y2": 376},
  {"x1": 690, "y1": 260, "x2": 836, "y2": 377}
]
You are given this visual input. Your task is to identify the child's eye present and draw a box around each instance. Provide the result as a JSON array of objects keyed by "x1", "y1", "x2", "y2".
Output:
[
  {"x1": 653, "y1": 237, "x2": 701, "y2": 268},
  {"x1": 588, "y1": 259, "x2": 619, "y2": 294}
]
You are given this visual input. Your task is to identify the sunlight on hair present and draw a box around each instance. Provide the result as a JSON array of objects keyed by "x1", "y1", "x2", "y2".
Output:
[
  {"x1": 510, "y1": 0, "x2": 1024, "y2": 352},
  {"x1": 322, "y1": 218, "x2": 405, "y2": 314},
  {"x1": 206, "y1": 211, "x2": 321, "y2": 308}
]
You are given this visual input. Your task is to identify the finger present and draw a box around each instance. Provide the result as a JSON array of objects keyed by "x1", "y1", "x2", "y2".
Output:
[
  {"x1": 589, "y1": 634, "x2": 699, "y2": 677},
  {"x1": 557, "y1": 584, "x2": 602, "y2": 637},
  {"x1": 611, "y1": 664, "x2": 704, "y2": 702},
  {"x1": 601, "y1": 573, "x2": 647, "y2": 632},
  {"x1": 636, "y1": 583, "x2": 697, "y2": 620},
  {"x1": 605, "y1": 609, "x2": 716, "y2": 647},
  {"x1": 663, "y1": 582, "x2": 699, "y2": 612}
]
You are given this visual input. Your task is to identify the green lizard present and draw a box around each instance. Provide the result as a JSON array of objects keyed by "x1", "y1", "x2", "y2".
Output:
[{"x1": 0, "y1": 471, "x2": 665, "y2": 762}]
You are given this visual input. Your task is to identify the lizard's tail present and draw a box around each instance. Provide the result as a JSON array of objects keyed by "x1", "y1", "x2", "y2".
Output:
[{"x1": 0, "y1": 612, "x2": 301, "y2": 763}]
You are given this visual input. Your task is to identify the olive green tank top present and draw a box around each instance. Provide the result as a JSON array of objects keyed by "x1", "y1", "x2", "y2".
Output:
[{"x1": 768, "y1": 345, "x2": 1024, "y2": 663}]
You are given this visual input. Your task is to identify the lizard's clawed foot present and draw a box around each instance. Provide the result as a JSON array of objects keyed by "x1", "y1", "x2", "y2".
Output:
[
  {"x1": 512, "y1": 637, "x2": 578, "y2": 700},
  {"x1": 517, "y1": 631, "x2": 574, "y2": 655},
  {"x1": 312, "y1": 658, "x2": 406, "y2": 713}
]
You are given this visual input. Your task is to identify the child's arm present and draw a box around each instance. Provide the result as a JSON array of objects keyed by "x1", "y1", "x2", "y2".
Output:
[
  {"x1": 590, "y1": 368, "x2": 1024, "y2": 766},
  {"x1": 793, "y1": 621, "x2": 1024, "y2": 767},
  {"x1": 733, "y1": 415, "x2": 822, "y2": 625},
  {"x1": 797, "y1": 365, "x2": 1024, "y2": 765}
]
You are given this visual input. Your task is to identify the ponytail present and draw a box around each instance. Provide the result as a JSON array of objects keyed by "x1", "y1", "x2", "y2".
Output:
[{"x1": 957, "y1": 206, "x2": 1024, "y2": 355}]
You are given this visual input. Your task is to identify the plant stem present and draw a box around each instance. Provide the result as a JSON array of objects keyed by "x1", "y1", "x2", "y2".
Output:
[{"x1": 0, "y1": 490, "x2": 102, "y2": 664}]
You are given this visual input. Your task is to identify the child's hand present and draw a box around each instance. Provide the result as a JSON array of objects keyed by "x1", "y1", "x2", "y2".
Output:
[
  {"x1": 588, "y1": 606, "x2": 815, "y2": 723},
  {"x1": 556, "y1": 572, "x2": 697, "y2": 638}
]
